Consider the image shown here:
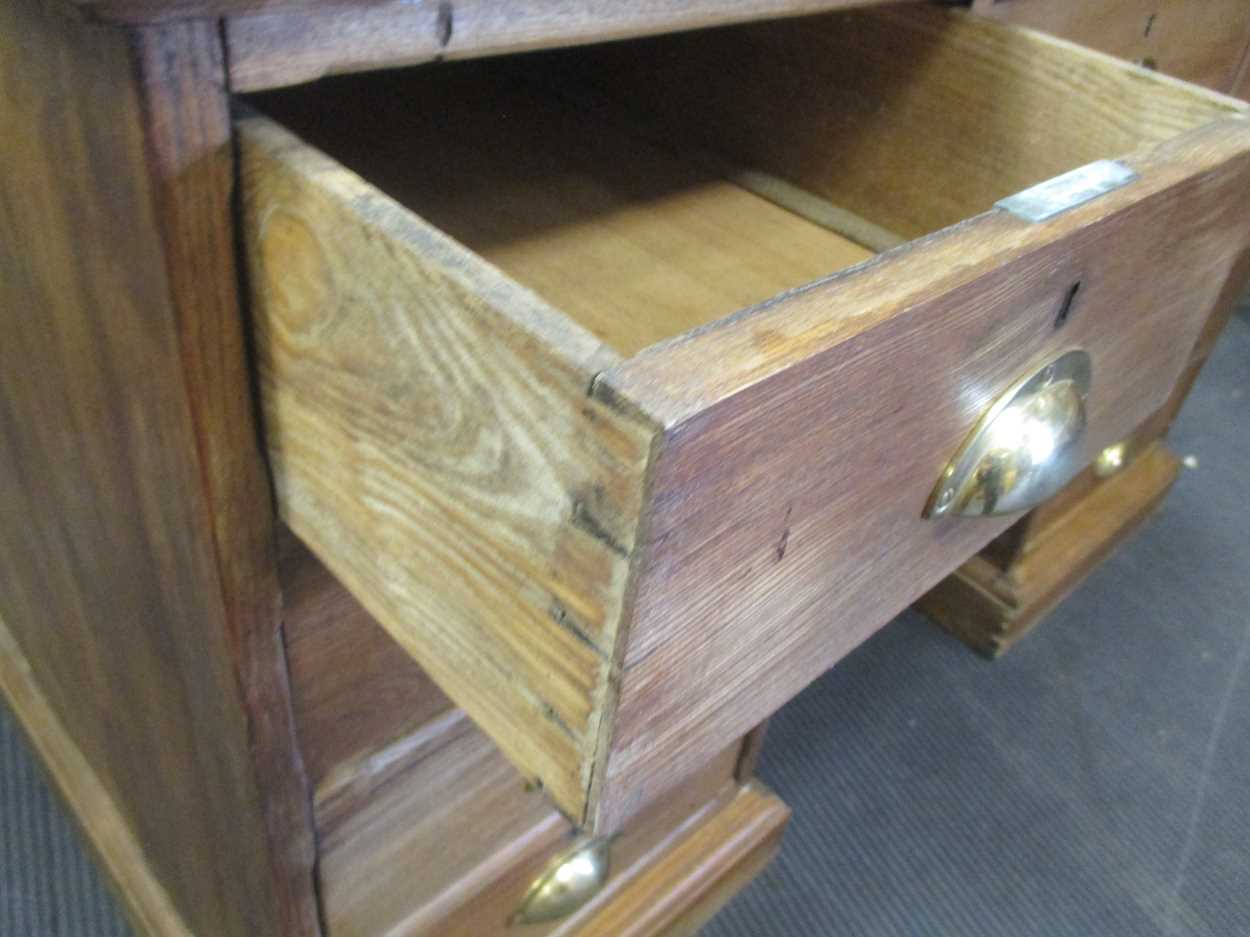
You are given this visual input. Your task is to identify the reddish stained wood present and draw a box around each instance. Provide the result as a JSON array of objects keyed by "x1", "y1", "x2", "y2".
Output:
[
  {"x1": 132, "y1": 24, "x2": 321, "y2": 936},
  {"x1": 0, "y1": 2, "x2": 319, "y2": 934},
  {"x1": 594, "y1": 120, "x2": 1250, "y2": 831}
]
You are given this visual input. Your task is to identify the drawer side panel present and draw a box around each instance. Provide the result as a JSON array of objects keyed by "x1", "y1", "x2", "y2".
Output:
[{"x1": 239, "y1": 117, "x2": 657, "y2": 821}]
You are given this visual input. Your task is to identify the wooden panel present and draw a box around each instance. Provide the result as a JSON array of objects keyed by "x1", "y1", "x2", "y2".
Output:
[
  {"x1": 971, "y1": 0, "x2": 1250, "y2": 93},
  {"x1": 318, "y1": 721, "x2": 563, "y2": 937},
  {"x1": 595, "y1": 118, "x2": 1250, "y2": 830},
  {"x1": 0, "y1": 1, "x2": 318, "y2": 935},
  {"x1": 130, "y1": 24, "x2": 322, "y2": 937},
  {"x1": 222, "y1": 0, "x2": 910, "y2": 91},
  {"x1": 576, "y1": 6, "x2": 1242, "y2": 241},
  {"x1": 277, "y1": 529, "x2": 452, "y2": 790},
  {"x1": 432, "y1": 743, "x2": 744, "y2": 937},
  {"x1": 248, "y1": 67, "x2": 873, "y2": 357},
  {"x1": 239, "y1": 115, "x2": 658, "y2": 821},
  {"x1": 320, "y1": 722, "x2": 746, "y2": 937},
  {"x1": 0, "y1": 614, "x2": 195, "y2": 937}
]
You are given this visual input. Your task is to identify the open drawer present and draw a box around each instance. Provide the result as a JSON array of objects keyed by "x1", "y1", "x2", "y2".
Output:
[{"x1": 239, "y1": 5, "x2": 1250, "y2": 832}]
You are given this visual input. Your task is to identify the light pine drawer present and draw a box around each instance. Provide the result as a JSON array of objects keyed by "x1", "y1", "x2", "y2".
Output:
[{"x1": 239, "y1": 6, "x2": 1250, "y2": 833}]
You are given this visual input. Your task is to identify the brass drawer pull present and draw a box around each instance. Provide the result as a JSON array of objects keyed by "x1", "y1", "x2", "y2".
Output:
[
  {"x1": 926, "y1": 350, "x2": 1091, "y2": 518},
  {"x1": 510, "y1": 837, "x2": 611, "y2": 926}
]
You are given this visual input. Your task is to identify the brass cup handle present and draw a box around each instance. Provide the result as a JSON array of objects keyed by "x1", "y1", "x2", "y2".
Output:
[
  {"x1": 925, "y1": 350, "x2": 1092, "y2": 518},
  {"x1": 509, "y1": 837, "x2": 611, "y2": 926}
]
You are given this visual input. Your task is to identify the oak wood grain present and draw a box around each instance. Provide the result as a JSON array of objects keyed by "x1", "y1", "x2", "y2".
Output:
[
  {"x1": 935, "y1": 237, "x2": 1250, "y2": 648},
  {"x1": 421, "y1": 743, "x2": 746, "y2": 937},
  {"x1": 239, "y1": 114, "x2": 658, "y2": 821},
  {"x1": 977, "y1": 239, "x2": 1250, "y2": 576},
  {"x1": 574, "y1": 6, "x2": 1243, "y2": 242},
  {"x1": 0, "y1": 1, "x2": 318, "y2": 934},
  {"x1": 222, "y1": 0, "x2": 910, "y2": 91},
  {"x1": 970, "y1": 0, "x2": 1250, "y2": 94},
  {"x1": 248, "y1": 66, "x2": 873, "y2": 357}
]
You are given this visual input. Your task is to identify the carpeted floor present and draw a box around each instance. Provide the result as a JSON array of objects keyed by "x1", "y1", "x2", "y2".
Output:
[{"x1": 3, "y1": 303, "x2": 1247, "y2": 937}]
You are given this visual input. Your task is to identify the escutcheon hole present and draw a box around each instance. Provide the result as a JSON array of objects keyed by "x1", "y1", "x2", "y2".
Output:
[{"x1": 1055, "y1": 280, "x2": 1082, "y2": 329}]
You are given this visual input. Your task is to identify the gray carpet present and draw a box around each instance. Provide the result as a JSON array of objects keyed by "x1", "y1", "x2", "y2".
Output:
[{"x1": 2, "y1": 303, "x2": 1247, "y2": 937}]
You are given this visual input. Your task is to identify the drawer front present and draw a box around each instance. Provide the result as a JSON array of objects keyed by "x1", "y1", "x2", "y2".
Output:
[
  {"x1": 240, "y1": 7, "x2": 1250, "y2": 833},
  {"x1": 598, "y1": 139, "x2": 1250, "y2": 823},
  {"x1": 317, "y1": 715, "x2": 779, "y2": 937}
]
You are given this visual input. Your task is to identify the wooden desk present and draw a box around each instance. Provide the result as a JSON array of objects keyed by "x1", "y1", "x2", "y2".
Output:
[{"x1": 2, "y1": 2, "x2": 1247, "y2": 935}]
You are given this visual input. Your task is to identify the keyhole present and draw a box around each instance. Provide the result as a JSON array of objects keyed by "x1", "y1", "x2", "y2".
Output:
[{"x1": 1055, "y1": 280, "x2": 1082, "y2": 329}]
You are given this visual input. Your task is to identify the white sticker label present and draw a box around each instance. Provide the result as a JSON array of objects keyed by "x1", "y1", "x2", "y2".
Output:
[{"x1": 996, "y1": 160, "x2": 1138, "y2": 223}]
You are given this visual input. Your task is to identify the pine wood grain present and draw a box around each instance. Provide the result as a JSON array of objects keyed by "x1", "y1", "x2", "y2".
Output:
[
  {"x1": 239, "y1": 115, "x2": 658, "y2": 820},
  {"x1": 248, "y1": 67, "x2": 873, "y2": 357},
  {"x1": 0, "y1": 1, "x2": 318, "y2": 934},
  {"x1": 574, "y1": 6, "x2": 1243, "y2": 242},
  {"x1": 222, "y1": 0, "x2": 910, "y2": 91},
  {"x1": 970, "y1": 0, "x2": 1250, "y2": 94}
]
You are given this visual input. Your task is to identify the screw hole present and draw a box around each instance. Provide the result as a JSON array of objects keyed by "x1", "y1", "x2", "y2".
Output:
[{"x1": 1055, "y1": 280, "x2": 1081, "y2": 329}]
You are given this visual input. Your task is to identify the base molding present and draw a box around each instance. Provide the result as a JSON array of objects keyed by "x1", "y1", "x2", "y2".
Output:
[
  {"x1": 917, "y1": 443, "x2": 1181, "y2": 657},
  {"x1": 0, "y1": 614, "x2": 195, "y2": 937}
]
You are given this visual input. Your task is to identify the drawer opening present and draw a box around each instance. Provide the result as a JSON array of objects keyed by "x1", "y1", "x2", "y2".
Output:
[
  {"x1": 247, "y1": 64, "x2": 877, "y2": 358},
  {"x1": 245, "y1": 5, "x2": 1236, "y2": 359}
]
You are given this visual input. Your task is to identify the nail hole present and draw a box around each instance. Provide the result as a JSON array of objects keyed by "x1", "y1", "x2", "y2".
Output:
[{"x1": 1055, "y1": 280, "x2": 1081, "y2": 329}]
